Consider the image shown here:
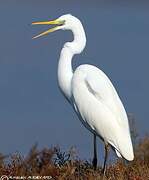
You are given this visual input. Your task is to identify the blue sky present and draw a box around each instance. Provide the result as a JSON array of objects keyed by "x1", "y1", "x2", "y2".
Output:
[{"x1": 0, "y1": 1, "x2": 148, "y2": 160}]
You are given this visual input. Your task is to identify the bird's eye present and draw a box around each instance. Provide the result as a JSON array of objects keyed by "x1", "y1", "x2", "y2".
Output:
[{"x1": 62, "y1": 20, "x2": 66, "y2": 24}]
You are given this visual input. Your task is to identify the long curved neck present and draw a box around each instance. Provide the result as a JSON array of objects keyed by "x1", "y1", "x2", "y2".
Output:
[{"x1": 58, "y1": 23, "x2": 86, "y2": 102}]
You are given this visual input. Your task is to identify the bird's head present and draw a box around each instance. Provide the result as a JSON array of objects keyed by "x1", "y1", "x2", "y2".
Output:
[{"x1": 32, "y1": 14, "x2": 82, "y2": 39}]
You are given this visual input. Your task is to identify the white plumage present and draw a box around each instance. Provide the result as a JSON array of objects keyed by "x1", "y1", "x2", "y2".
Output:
[
  {"x1": 72, "y1": 64, "x2": 133, "y2": 161},
  {"x1": 32, "y1": 14, "x2": 134, "y2": 172}
]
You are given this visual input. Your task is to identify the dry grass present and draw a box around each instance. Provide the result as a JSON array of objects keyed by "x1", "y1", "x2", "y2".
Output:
[{"x1": 0, "y1": 135, "x2": 148, "y2": 180}]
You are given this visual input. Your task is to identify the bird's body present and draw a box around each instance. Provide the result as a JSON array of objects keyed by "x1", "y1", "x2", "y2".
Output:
[
  {"x1": 32, "y1": 14, "x2": 134, "y2": 173},
  {"x1": 72, "y1": 64, "x2": 133, "y2": 160}
]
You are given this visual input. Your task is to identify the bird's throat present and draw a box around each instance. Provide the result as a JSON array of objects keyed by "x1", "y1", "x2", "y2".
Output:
[{"x1": 58, "y1": 46, "x2": 73, "y2": 102}]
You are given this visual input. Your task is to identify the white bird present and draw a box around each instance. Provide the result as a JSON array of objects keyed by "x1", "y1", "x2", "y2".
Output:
[{"x1": 32, "y1": 14, "x2": 134, "y2": 174}]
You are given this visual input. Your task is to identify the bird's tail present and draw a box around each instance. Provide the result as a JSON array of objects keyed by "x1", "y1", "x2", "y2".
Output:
[{"x1": 116, "y1": 133, "x2": 134, "y2": 161}]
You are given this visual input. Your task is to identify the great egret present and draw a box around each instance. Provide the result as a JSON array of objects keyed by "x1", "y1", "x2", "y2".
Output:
[{"x1": 32, "y1": 14, "x2": 134, "y2": 174}]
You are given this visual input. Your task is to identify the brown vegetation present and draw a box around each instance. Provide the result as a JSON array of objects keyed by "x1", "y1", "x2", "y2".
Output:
[{"x1": 0, "y1": 135, "x2": 148, "y2": 180}]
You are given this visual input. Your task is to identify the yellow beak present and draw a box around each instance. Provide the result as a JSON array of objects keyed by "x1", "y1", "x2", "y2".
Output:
[{"x1": 32, "y1": 19, "x2": 64, "y2": 39}]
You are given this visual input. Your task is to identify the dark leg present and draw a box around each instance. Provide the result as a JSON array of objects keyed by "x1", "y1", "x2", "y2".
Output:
[
  {"x1": 92, "y1": 134, "x2": 97, "y2": 170},
  {"x1": 102, "y1": 143, "x2": 109, "y2": 176}
]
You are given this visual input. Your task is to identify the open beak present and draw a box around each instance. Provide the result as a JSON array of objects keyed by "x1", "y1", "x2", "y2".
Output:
[{"x1": 32, "y1": 19, "x2": 65, "y2": 39}]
